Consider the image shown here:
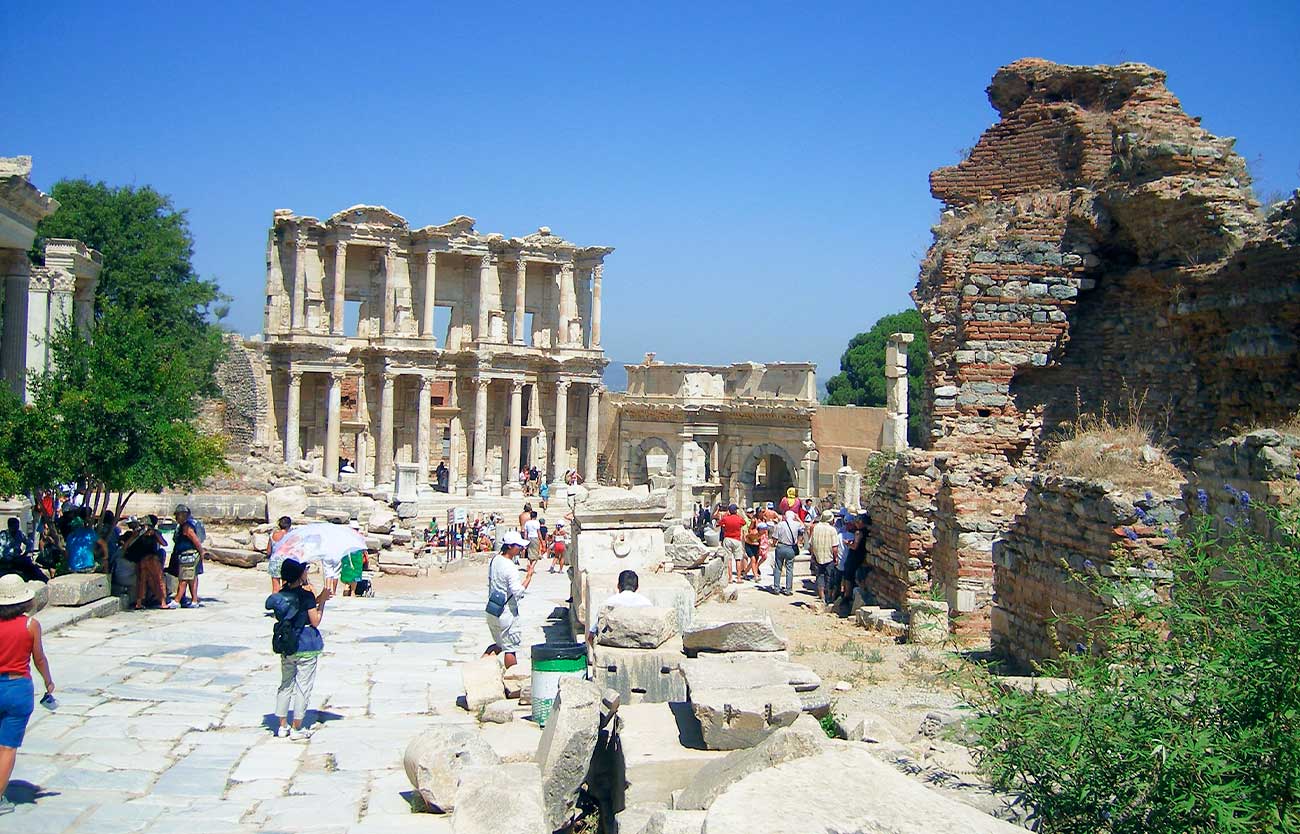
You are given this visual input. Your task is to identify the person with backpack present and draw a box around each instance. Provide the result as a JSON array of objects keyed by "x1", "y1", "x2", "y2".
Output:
[
  {"x1": 266, "y1": 558, "x2": 331, "y2": 739},
  {"x1": 166, "y1": 504, "x2": 207, "y2": 608}
]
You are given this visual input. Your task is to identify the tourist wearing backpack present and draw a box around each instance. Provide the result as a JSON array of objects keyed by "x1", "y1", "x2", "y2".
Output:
[
  {"x1": 265, "y1": 558, "x2": 331, "y2": 739},
  {"x1": 166, "y1": 504, "x2": 207, "y2": 608}
]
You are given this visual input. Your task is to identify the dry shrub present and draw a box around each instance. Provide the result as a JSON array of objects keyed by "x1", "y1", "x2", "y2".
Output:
[{"x1": 1044, "y1": 410, "x2": 1183, "y2": 491}]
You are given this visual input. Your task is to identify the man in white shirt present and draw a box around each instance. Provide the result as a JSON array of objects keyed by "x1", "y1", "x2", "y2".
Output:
[
  {"x1": 587, "y1": 570, "x2": 653, "y2": 645},
  {"x1": 483, "y1": 532, "x2": 528, "y2": 668},
  {"x1": 522, "y1": 510, "x2": 542, "y2": 589}
]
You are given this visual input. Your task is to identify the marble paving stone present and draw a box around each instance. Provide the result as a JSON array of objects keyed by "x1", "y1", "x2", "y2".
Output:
[{"x1": 150, "y1": 765, "x2": 232, "y2": 797}]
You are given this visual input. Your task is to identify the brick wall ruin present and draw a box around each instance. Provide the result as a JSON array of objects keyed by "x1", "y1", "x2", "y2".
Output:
[{"x1": 860, "y1": 59, "x2": 1300, "y2": 666}]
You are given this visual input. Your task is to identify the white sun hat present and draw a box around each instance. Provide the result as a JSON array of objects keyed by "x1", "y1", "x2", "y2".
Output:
[{"x1": 0, "y1": 574, "x2": 35, "y2": 606}]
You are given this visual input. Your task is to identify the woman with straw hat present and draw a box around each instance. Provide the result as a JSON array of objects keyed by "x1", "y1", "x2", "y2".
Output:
[{"x1": 0, "y1": 574, "x2": 55, "y2": 816}]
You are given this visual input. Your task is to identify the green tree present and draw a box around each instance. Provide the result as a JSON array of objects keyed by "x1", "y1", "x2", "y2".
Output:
[
  {"x1": 1, "y1": 310, "x2": 225, "y2": 514},
  {"x1": 825, "y1": 309, "x2": 928, "y2": 442},
  {"x1": 31, "y1": 179, "x2": 227, "y2": 384}
]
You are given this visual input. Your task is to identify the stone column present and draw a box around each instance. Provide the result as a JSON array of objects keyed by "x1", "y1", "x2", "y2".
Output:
[
  {"x1": 552, "y1": 379, "x2": 570, "y2": 482},
  {"x1": 291, "y1": 236, "x2": 307, "y2": 330},
  {"x1": 1, "y1": 256, "x2": 30, "y2": 399},
  {"x1": 591, "y1": 263, "x2": 603, "y2": 348},
  {"x1": 323, "y1": 372, "x2": 342, "y2": 480},
  {"x1": 284, "y1": 368, "x2": 302, "y2": 464},
  {"x1": 513, "y1": 258, "x2": 527, "y2": 345},
  {"x1": 558, "y1": 261, "x2": 577, "y2": 345},
  {"x1": 447, "y1": 378, "x2": 462, "y2": 494},
  {"x1": 377, "y1": 371, "x2": 395, "y2": 484},
  {"x1": 416, "y1": 375, "x2": 432, "y2": 484},
  {"x1": 505, "y1": 379, "x2": 524, "y2": 496},
  {"x1": 422, "y1": 251, "x2": 438, "y2": 339},
  {"x1": 584, "y1": 383, "x2": 602, "y2": 482},
  {"x1": 470, "y1": 377, "x2": 489, "y2": 494},
  {"x1": 477, "y1": 254, "x2": 494, "y2": 342},
  {"x1": 331, "y1": 242, "x2": 347, "y2": 336},
  {"x1": 883, "y1": 332, "x2": 915, "y2": 453},
  {"x1": 356, "y1": 371, "x2": 370, "y2": 484},
  {"x1": 24, "y1": 277, "x2": 49, "y2": 380},
  {"x1": 381, "y1": 243, "x2": 398, "y2": 335}
]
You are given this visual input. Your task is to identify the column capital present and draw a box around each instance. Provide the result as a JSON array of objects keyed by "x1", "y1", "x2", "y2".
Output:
[
  {"x1": 419, "y1": 374, "x2": 434, "y2": 391},
  {"x1": 425, "y1": 249, "x2": 438, "y2": 265},
  {"x1": 589, "y1": 382, "x2": 605, "y2": 395},
  {"x1": 475, "y1": 376, "x2": 491, "y2": 391},
  {"x1": 559, "y1": 261, "x2": 574, "y2": 277},
  {"x1": 511, "y1": 378, "x2": 526, "y2": 394},
  {"x1": 516, "y1": 257, "x2": 528, "y2": 273},
  {"x1": 555, "y1": 378, "x2": 572, "y2": 393},
  {"x1": 335, "y1": 240, "x2": 347, "y2": 254},
  {"x1": 592, "y1": 263, "x2": 603, "y2": 281},
  {"x1": 294, "y1": 236, "x2": 309, "y2": 251},
  {"x1": 382, "y1": 370, "x2": 396, "y2": 385},
  {"x1": 288, "y1": 368, "x2": 303, "y2": 383}
]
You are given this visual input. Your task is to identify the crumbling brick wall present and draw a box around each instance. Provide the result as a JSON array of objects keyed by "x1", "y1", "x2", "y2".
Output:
[
  {"x1": 877, "y1": 59, "x2": 1300, "y2": 652},
  {"x1": 209, "y1": 335, "x2": 271, "y2": 455},
  {"x1": 992, "y1": 475, "x2": 1182, "y2": 668},
  {"x1": 862, "y1": 451, "x2": 939, "y2": 608}
]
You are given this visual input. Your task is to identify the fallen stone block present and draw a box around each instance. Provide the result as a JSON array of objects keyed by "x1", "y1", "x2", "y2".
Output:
[
  {"x1": 666, "y1": 526, "x2": 711, "y2": 569},
  {"x1": 462, "y1": 658, "x2": 504, "y2": 710},
  {"x1": 452, "y1": 762, "x2": 547, "y2": 834},
  {"x1": 857, "y1": 605, "x2": 907, "y2": 639},
  {"x1": 503, "y1": 666, "x2": 530, "y2": 699},
  {"x1": 313, "y1": 508, "x2": 351, "y2": 523},
  {"x1": 590, "y1": 641, "x2": 687, "y2": 705},
  {"x1": 403, "y1": 725, "x2": 501, "y2": 812},
  {"x1": 908, "y1": 599, "x2": 950, "y2": 645},
  {"x1": 481, "y1": 700, "x2": 515, "y2": 724},
  {"x1": 618, "y1": 702, "x2": 729, "y2": 807},
  {"x1": 596, "y1": 605, "x2": 678, "y2": 649},
  {"x1": 46, "y1": 573, "x2": 109, "y2": 607},
  {"x1": 616, "y1": 804, "x2": 662, "y2": 834},
  {"x1": 678, "y1": 555, "x2": 725, "y2": 604},
  {"x1": 479, "y1": 718, "x2": 542, "y2": 763},
  {"x1": 366, "y1": 509, "x2": 396, "y2": 533},
  {"x1": 390, "y1": 528, "x2": 413, "y2": 545},
  {"x1": 703, "y1": 747, "x2": 1025, "y2": 833},
  {"x1": 380, "y1": 563, "x2": 418, "y2": 577},
  {"x1": 28, "y1": 580, "x2": 49, "y2": 613},
  {"x1": 251, "y1": 531, "x2": 271, "y2": 553},
  {"x1": 645, "y1": 809, "x2": 706, "y2": 834},
  {"x1": 682, "y1": 606, "x2": 787, "y2": 654},
  {"x1": 205, "y1": 546, "x2": 267, "y2": 568},
  {"x1": 536, "y1": 676, "x2": 601, "y2": 831},
  {"x1": 834, "y1": 711, "x2": 900, "y2": 744},
  {"x1": 681, "y1": 653, "x2": 819, "y2": 694},
  {"x1": 265, "y1": 485, "x2": 308, "y2": 522},
  {"x1": 689, "y1": 685, "x2": 801, "y2": 750},
  {"x1": 395, "y1": 501, "x2": 419, "y2": 519},
  {"x1": 675, "y1": 724, "x2": 826, "y2": 810},
  {"x1": 797, "y1": 688, "x2": 831, "y2": 717}
]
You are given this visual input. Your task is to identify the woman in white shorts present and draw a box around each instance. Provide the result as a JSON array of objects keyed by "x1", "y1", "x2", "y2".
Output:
[{"x1": 483, "y1": 532, "x2": 527, "y2": 668}]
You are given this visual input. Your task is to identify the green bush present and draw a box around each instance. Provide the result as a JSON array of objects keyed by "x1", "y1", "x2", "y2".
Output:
[{"x1": 965, "y1": 496, "x2": 1300, "y2": 833}]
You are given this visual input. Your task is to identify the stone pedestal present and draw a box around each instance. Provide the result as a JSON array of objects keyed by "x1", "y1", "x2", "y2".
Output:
[
  {"x1": 836, "y1": 465, "x2": 861, "y2": 510},
  {"x1": 394, "y1": 463, "x2": 420, "y2": 503},
  {"x1": 882, "y1": 333, "x2": 914, "y2": 453}
]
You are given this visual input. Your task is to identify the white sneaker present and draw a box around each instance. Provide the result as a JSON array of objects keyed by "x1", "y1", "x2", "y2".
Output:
[
  {"x1": 276, "y1": 725, "x2": 290, "y2": 738},
  {"x1": 165, "y1": 601, "x2": 180, "y2": 609},
  {"x1": 290, "y1": 726, "x2": 315, "y2": 741}
]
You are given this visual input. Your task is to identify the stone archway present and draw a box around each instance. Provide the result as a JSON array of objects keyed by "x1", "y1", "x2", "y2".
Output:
[
  {"x1": 737, "y1": 442, "x2": 801, "y2": 507},
  {"x1": 626, "y1": 436, "x2": 677, "y2": 486}
]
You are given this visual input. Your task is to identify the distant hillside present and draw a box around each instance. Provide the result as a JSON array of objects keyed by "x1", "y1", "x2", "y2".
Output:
[{"x1": 602, "y1": 362, "x2": 631, "y2": 392}]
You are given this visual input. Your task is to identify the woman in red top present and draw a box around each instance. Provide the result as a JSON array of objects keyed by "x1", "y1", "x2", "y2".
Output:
[{"x1": 0, "y1": 574, "x2": 55, "y2": 816}]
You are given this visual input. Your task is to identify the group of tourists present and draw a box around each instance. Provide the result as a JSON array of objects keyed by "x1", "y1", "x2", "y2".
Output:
[
  {"x1": 517, "y1": 503, "x2": 569, "y2": 589},
  {"x1": 0, "y1": 501, "x2": 208, "y2": 611},
  {"x1": 704, "y1": 487, "x2": 871, "y2": 606}
]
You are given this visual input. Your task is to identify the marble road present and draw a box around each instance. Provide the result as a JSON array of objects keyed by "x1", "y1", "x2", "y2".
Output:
[{"x1": 7, "y1": 560, "x2": 570, "y2": 833}]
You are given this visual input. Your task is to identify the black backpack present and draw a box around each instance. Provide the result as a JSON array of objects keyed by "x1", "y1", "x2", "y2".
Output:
[{"x1": 271, "y1": 592, "x2": 307, "y2": 655}]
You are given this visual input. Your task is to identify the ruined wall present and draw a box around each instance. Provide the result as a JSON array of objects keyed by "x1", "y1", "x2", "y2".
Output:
[
  {"x1": 916, "y1": 59, "x2": 1300, "y2": 461},
  {"x1": 862, "y1": 452, "x2": 940, "y2": 608},
  {"x1": 207, "y1": 335, "x2": 271, "y2": 455},
  {"x1": 991, "y1": 475, "x2": 1183, "y2": 668}
]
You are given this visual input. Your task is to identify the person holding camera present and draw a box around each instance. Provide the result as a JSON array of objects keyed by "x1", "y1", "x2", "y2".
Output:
[
  {"x1": 0, "y1": 574, "x2": 55, "y2": 816},
  {"x1": 266, "y1": 558, "x2": 330, "y2": 739}
]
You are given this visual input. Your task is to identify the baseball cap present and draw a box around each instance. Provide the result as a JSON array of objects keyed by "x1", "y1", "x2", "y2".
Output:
[{"x1": 501, "y1": 531, "x2": 528, "y2": 549}]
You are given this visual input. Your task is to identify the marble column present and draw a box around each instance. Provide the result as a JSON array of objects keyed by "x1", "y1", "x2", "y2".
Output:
[
  {"x1": 377, "y1": 371, "x2": 395, "y2": 484},
  {"x1": 447, "y1": 378, "x2": 462, "y2": 494},
  {"x1": 584, "y1": 383, "x2": 602, "y2": 482},
  {"x1": 1, "y1": 257, "x2": 30, "y2": 399},
  {"x1": 470, "y1": 377, "x2": 489, "y2": 493},
  {"x1": 331, "y1": 242, "x2": 347, "y2": 336},
  {"x1": 291, "y1": 237, "x2": 307, "y2": 330},
  {"x1": 883, "y1": 331, "x2": 915, "y2": 452},
  {"x1": 381, "y1": 244, "x2": 397, "y2": 335},
  {"x1": 356, "y1": 371, "x2": 370, "y2": 484},
  {"x1": 513, "y1": 258, "x2": 527, "y2": 345},
  {"x1": 506, "y1": 379, "x2": 524, "y2": 496},
  {"x1": 284, "y1": 368, "x2": 302, "y2": 464},
  {"x1": 416, "y1": 375, "x2": 433, "y2": 484},
  {"x1": 558, "y1": 261, "x2": 577, "y2": 345},
  {"x1": 476, "y1": 254, "x2": 494, "y2": 341},
  {"x1": 323, "y1": 372, "x2": 342, "y2": 480},
  {"x1": 551, "y1": 379, "x2": 570, "y2": 483},
  {"x1": 422, "y1": 251, "x2": 438, "y2": 339},
  {"x1": 591, "y1": 263, "x2": 603, "y2": 348},
  {"x1": 24, "y1": 278, "x2": 49, "y2": 380}
]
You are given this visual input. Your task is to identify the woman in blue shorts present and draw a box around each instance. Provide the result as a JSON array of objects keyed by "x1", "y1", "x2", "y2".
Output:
[{"x1": 0, "y1": 574, "x2": 55, "y2": 816}]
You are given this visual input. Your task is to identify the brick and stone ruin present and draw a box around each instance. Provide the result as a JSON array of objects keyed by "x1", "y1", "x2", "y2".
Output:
[{"x1": 862, "y1": 58, "x2": 1299, "y2": 663}]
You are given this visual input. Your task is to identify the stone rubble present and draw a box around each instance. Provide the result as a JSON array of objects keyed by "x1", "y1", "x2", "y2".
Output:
[
  {"x1": 535, "y1": 676, "x2": 602, "y2": 831},
  {"x1": 402, "y1": 725, "x2": 501, "y2": 813}
]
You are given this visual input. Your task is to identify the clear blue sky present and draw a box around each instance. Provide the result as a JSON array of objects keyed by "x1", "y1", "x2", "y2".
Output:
[{"x1": 4, "y1": 1, "x2": 1298, "y2": 390}]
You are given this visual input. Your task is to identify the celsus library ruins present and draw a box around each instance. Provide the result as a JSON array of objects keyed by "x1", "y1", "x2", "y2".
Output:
[{"x1": 1, "y1": 52, "x2": 1298, "y2": 834}]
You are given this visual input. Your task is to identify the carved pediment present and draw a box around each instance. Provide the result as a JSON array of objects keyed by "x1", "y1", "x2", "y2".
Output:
[{"x1": 328, "y1": 205, "x2": 409, "y2": 229}]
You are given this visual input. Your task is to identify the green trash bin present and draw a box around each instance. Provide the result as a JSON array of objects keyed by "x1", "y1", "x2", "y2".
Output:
[{"x1": 530, "y1": 642, "x2": 587, "y2": 726}]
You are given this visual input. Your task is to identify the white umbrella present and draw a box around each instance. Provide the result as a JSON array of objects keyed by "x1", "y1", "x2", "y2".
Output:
[{"x1": 271, "y1": 522, "x2": 367, "y2": 579}]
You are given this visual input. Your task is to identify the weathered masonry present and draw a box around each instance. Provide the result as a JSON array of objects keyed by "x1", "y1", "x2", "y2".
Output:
[
  {"x1": 0, "y1": 156, "x2": 102, "y2": 401},
  {"x1": 260, "y1": 206, "x2": 612, "y2": 496}
]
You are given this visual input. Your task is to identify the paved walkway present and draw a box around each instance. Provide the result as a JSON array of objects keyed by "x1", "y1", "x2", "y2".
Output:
[{"x1": 8, "y1": 561, "x2": 570, "y2": 834}]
